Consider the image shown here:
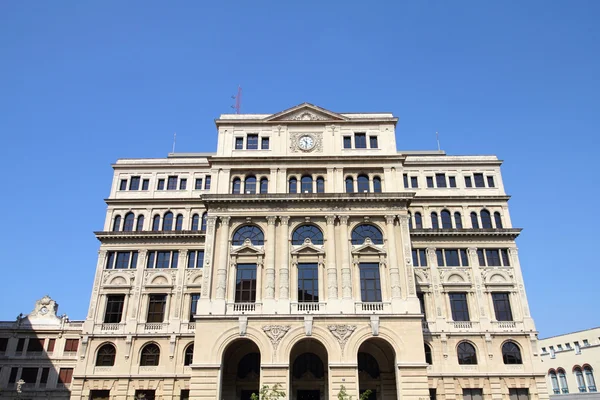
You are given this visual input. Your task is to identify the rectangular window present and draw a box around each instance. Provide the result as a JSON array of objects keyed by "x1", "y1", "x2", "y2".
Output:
[
  {"x1": 142, "y1": 179, "x2": 149, "y2": 190},
  {"x1": 147, "y1": 294, "x2": 167, "y2": 322},
  {"x1": 435, "y1": 173, "x2": 447, "y2": 188},
  {"x1": 58, "y1": 368, "x2": 74, "y2": 385},
  {"x1": 487, "y1": 176, "x2": 495, "y2": 187},
  {"x1": 235, "y1": 137, "x2": 243, "y2": 149},
  {"x1": 430, "y1": 389, "x2": 437, "y2": 400},
  {"x1": 187, "y1": 250, "x2": 205, "y2": 268},
  {"x1": 463, "y1": 389, "x2": 483, "y2": 400},
  {"x1": 359, "y1": 263, "x2": 382, "y2": 302},
  {"x1": 235, "y1": 264, "x2": 257, "y2": 303},
  {"x1": 189, "y1": 293, "x2": 200, "y2": 320},
  {"x1": 247, "y1": 134, "x2": 259, "y2": 149},
  {"x1": 557, "y1": 344, "x2": 563, "y2": 351},
  {"x1": 21, "y1": 367, "x2": 38, "y2": 384},
  {"x1": 403, "y1": 174, "x2": 409, "y2": 188},
  {"x1": 409, "y1": 177, "x2": 418, "y2": 188},
  {"x1": 436, "y1": 249, "x2": 469, "y2": 267},
  {"x1": 465, "y1": 176, "x2": 472, "y2": 187},
  {"x1": 565, "y1": 343, "x2": 572, "y2": 350},
  {"x1": 157, "y1": 179, "x2": 165, "y2": 190},
  {"x1": 106, "y1": 251, "x2": 138, "y2": 269},
  {"x1": 104, "y1": 295, "x2": 125, "y2": 323},
  {"x1": 9, "y1": 367, "x2": 18, "y2": 383},
  {"x1": 0, "y1": 337, "x2": 8, "y2": 353},
  {"x1": 477, "y1": 249, "x2": 510, "y2": 266},
  {"x1": 16, "y1": 338, "x2": 25, "y2": 352},
  {"x1": 129, "y1": 176, "x2": 140, "y2": 190},
  {"x1": 181, "y1": 390, "x2": 190, "y2": 400},
  {"x1": 474, "y1": 173, "x2": 485, "y2": 188},
  {"x1": 509, "y1": 389, "x2": 529, "y2": 400},
  {"x1": 412, "y1": 249, "x2": 428, "y2": 267},
  {"x1": 343, "y1": 136, "x2": 352, "y2": 149},
  {"x1": 195, "y1": 178, "x2": 203, "y2": 189},
  {"x1": 205, "y1": 175, "x2": 211, "y2": 189},
  {"x1": 369, "y1": 136, "x2": 378, "y2": 149},
  {"x1": 574, "y1": 341, "x2": 581, "y2": 354},
  {"x1": 40, "y1": 367, "x2": 49, "y2": 384},
  {"x1": 449, "y1": 176, "x2": 456, "y2": 187},
  {"x1": 90, "y1": 390, "x2": 111, "y2": 400},
  {"x1": 354, "y1": 133, "x2": 367, "y2": 148},
  {"x1": 426, "y1": 176, "x2": 434, "y2": 188},
  {"x1": 179, "y1": 178, "x2": 187, "y2": 190},
  {"x1": 27, "y1": 338, "x2": 44, "y2": 352},
  {"x1": 449, "y1": 292, "x2": 470, "y2": 321},
  {"x1": 417, "y1": 292, "x2": 427, "y2": 319},
  {"x1": 486, "y1": 249, "x2": 501, "y2": 266},
  {"x1": 298, "y1": 263, "x2": 319, "y2": 303},
  {"x1": 583, "y1": 339, "x2": 590, "y2": 346},
  {"x1": 64, "y1": 339, "x2": 79, "y2": 352},
  {"x1": 147, "y1": 251, "x2": 179, "y2": 269},
  {"x1": 261, "y1": 137, "x2": 270, "y2": 149},
  {"x1": 492, "y1": 293, "x2": 513, "y2": 321},
  {"x1": 167, "y1": 176, "x2": 178, "y2": 190},
  {"x1": 119, "y1": 179, "x2": 127, "y2": 190}
]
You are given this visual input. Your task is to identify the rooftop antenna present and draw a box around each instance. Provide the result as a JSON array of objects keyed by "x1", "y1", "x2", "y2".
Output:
[
  {"x1": 436, "y1": 131, "x2": 441, "y2": 151},
  {"x1": 172, "y1": 132, "x2": 176, "y2": 153},
  {"x1": 231, "y1": 85, "x2": 242, "y2": 114}
]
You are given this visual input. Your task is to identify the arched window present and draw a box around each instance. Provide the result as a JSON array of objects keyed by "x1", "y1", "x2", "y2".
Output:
[
  {"x1": 494, "y1": 212, "x2": 503, "y2": 229},
  {"x1": 232, "y1": 178, "x2": 241, "y2": 194},
  {"x1": 457, "y1": 342, "x2": 477, "y2": 365},
  {"x1": 292, "y1": 225, "x2": 324, "y2": 245},
  {"x1": 575, "y1": 367, "x2": 587, "y2": 392},
  {"x1": 136, "y1": 215, "x2": 145, "y2": 231},
  {"x1": 454, "y1": 212, "x2": 463, "y2": 229},
  {"x1": 372, "y1": 176, "x2": 382, "y2": 193},
  {"x1": 163, "y1": 212, "x2": 174, "y2": 231},
  {"x1": 201, "y1": 212, "x2": 207, "y2": 232},
  {"x1": 441, "y1": 210, "x2": 452, "y2": 229},
  {"x1": 238, "y1": 353, "x2": 261, "y2": 379},
  {"x1": 301, "y1": 175, "x2": 313, "y2": 193},
  {"x1": 260, "y1": 178, "x2": 268, "y2": 194},
  {"x1": 471, "y1": 212, "x2": 479, "y2": 229},
  {"x1": 112, "y1": 216, "x2": 121, "y2": 232},
  {"x1": 415, "y1": 212, "x2": 423, "y2": 229},
  {"x1": 293, "y1": 353, "x2": 324, "y2": 379},
  {"x1": 431, "y1": 212, "x2": 439, "y2": 229},
  {"x1": 316, "y1": 176, "x2": 325, "y2": 193},
  {"x1": 96, "y1": 343, "x2": 116, "y2": 366},
  {"x1": 152, "y1": 215, "x2": 160, "y2": 231},
  {"x1": 550, "y1": 370, "x2": 560, "y2": 394},
  {"x1": 191, "y1": 214, "x2": 199, "y2": 231},
  {"x1": 140, "y1": 343, "x2": 160, "y2": 366},
  {"x1": 123, "y1": 213, "x2": 135, "y2": 232},
  {"x1": 244, "y1": 176, "x2": 257, "y2": 194},
  {"x1": 584, "y1": 366, "x2": 596, "y2": 392},
  {"x1": 175, "y1": 214, "x2": 183, "y2": 231},
  {"x1": 345, "y1": 176, "x2": 354, "y2": 193},
  {"x1": 358, "y1": 352, "x2": 380, "y2": 378},
  {"x1": 558, "y1": 368, "x2": 569, "y2": 393},
  {"x1": 351, "y1": 224, "x2": 383, "y2": 245},
  {"x1": 502, "y1": 341, "x2": 522, "y2": 364},
  {"x1": 424, "y1": 344, "x2": 433, "y2": 365},
  {"x1": 357, "y1": 175, "x2": 369, "y2": 192},
  {"x1": 232, "y1": 225, "x2": 265, "y2": 246},
  {"x1": 481, "y1": 209, "x2": 492, "y2": 229},
  {"x1": 289, "y1": 177, "x2": 297, "y2": 193},
  {"x1": 184, "y1": 344, "x2": 194, "y2": 366}
]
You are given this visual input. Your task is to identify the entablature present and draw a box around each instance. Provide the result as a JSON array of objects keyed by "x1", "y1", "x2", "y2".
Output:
[{"x1": 409, "y1": 228, "x2": 521, "y2": 239}]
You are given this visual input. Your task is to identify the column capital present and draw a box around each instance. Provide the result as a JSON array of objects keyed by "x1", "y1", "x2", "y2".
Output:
[
  {"x1": 384, "y1": 215, "x2": 397, "y2": 225},
  {"x1": 325, "y1": 215, "x2": 336, "y2": 225},
  {"x1": 426, "y1": 248, "x2": 437, "y2": 257},
  {"x1": 468, "y1": 247, "x2": 478, "y2": 256},
  {"x1": 266, "y1": 216, "x2": 278, "y2": 225},
  {"x1": 338, "y1": 215, "x2": 349, "y2": 225},
  {"x1": 207, "y1": 215, "x2": 218, "y2": 227},
  {"x1": 219, "y1": 216, "x2": 231, "y2": 225},
  {"x1": 279, "y1": 216, "x2": 290, "y2": 225}
]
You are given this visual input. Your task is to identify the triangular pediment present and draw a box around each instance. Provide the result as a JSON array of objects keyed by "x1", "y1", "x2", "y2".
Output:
[
  {"x1": 265, "y1": 103, "x2": 349, "y2": 122},
  {"x1": 230, "y1": 244, "x2": 264, "y2": 256},
  {"x1": 351, "y1": 243, "x2": 386, "y2": 255},
  {"x1": 291, "y1": 243, "x2": 325, "y2": 255}
]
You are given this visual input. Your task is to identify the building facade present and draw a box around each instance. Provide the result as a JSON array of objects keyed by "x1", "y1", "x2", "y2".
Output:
[
  {"x1": 0, "y1": 296, "x2": 83, "y2": 400},
  {"x1": 2, "y1": 103, "x2": 548, "y2": 400},
  {"x1": 539, "y1": 327, "x2": 599, "y2": 400}
]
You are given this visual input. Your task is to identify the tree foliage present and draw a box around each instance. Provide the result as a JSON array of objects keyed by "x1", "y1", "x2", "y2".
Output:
[{"x1": 250, "y1": 384, "x2": 286, "y2": 400}]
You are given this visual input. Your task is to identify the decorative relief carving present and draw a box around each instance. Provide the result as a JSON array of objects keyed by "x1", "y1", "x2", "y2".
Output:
[
  {"x1": 288, "y1": 110, "x2": 329, "y2": 121},
  {"x1": 289, "y1": 132, "x2": 323, "y2": 153},
  {"x1": 262, "y1": 325, "x2": 290, "y2": 349},
  {"x1": 328, "y1": 325, "x2": 356, "y2": 350}
]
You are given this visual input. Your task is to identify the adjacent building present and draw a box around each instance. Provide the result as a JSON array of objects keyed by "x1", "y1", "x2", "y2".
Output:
[{"x1": 1, "y1": 103, "x2": 550, "y2": 400}]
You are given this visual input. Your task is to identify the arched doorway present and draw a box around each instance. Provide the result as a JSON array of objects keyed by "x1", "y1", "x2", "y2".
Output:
[
  {"x1": 220, "y1": 339, "x2": 261, "y2": 400},
  {"x1": 290, "y1": 339, "x2": 328, "y2": 400},
  {"x1": 357, "y1": 338, "x2": 397, "y2": 400}
]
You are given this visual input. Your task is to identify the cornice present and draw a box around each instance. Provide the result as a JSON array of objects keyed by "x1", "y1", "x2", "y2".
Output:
[
  {"x1": 403, "y1": 159, "x2": 503, "y2": 166},
  {"x1": 411, "y1": 195, "x2": 511, "y2": 202},
  {"x1": 94, "y1": 230, "x2": 206, "y2": 241},
  {"x1": 215, "y1": 117, "x2": 399, "y2": 126},
  {"x1": 201, "y1": 192, "x2": 415, "y2": 205},
  {"x1": 410, "y1": 228, "x2": 522, "y2": 239}
]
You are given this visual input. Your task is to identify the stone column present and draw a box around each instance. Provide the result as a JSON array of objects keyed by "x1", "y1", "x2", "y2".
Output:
[
  {"x1": 325, "y1": 215, "x2": 338, "y2": 300},
  {"x1": 215, "y1": 216, "x2": 231, "y2": 300},
  {"x1": 200, "y1": 216, "x2": 218, "y2": 299},
  {"x1": 338, "y1": 215, "x2": 352, "y2": 300},
  {"x1": 385, "y1": 215, "x2": 402, "y2": 300},
  {"x1": 265, "y1": 216, "x2": 277, "y2": 299},
  {"x1": 278, "y1": 216, "x2": 290, "y2": 300}
]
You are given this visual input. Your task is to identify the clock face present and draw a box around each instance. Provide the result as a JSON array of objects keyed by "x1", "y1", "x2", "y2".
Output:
[
  {"x1": 40, "y1": 306, "x2": 48, "y2": 315},
  {"x1": 298, "y1": 135, "x2": 315, "y2": 151}
]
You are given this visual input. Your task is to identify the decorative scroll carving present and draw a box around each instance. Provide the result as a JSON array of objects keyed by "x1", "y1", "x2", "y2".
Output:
[
  {"x1": 328, "y1": 325, "x2": 356, "y2": 350},
  {"x1": 370, "y1": 316, "x2": 380, "y2": 336},
  {"x1": 289, "y1": 111, "x2": 328, "y2": 121},
  {"x1": 263, "y1": 325, "x2": 290, "y2": 349}
]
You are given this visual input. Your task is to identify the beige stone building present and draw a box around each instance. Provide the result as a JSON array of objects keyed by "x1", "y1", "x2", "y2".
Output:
[
  {"x1": 0, "y1": 296, "x2": 83, "y2": 400},
  {"x1": 2, "y1": 103, "x2": 549, "y2": 400},
  {"x1": 539, "y1": 327, "x2": 599, "y2": 400}
]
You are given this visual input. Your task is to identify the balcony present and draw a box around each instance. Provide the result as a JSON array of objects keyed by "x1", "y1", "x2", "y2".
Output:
[
  {"x1": 100, "y1": 323, "x2": 124, "y2": 332},
  {"x1": 63, "y1": 351, "x2": 77, "y2": 358},
  {"x1": 451, "y1": 321, "x2": 480, "y2": 331},
  {"x1": 227, "y1": 302, "x2": 262, "y2": 314},
  {"x1": 141, "y1": 322, "x2": 168, "y2": 333},
  {"x1": 354, "y1": 302, "x2": 391, "y2": 314},
  {"x1": 180, "y1": 322, "x2": 196, "y2": 333},
  {"x1": 292, "y1": 302, "x2": 326, "y2": 313},
  {"x1": 491, "y1": 321, "x2": 523, "y2": 332}
]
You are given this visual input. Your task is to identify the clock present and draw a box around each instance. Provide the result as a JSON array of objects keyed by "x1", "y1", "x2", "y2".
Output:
[
  {"x1": 298, "y1": 135, "x2": 315, "y2": 151},
  {"x1": 40, "y1": 306, "x2": 48, "y2": 315}
]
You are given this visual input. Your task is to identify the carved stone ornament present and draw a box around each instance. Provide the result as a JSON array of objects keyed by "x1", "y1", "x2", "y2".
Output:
[
  {"x1": 370, "y1": 316, "x2": 380, "y2": 336},
  {"x1": 289, "y1": 132, "x2": 323, "y2": 153},
  {"x1": 288, "y1": 110, "x2": 328, "y2": 121},
  {"x1": 239, "y1": 316, "x2": 248, "y2": 336},
  {"x1": 328, "y1": 325, "x2": 357, "y2": 348},
  {"x1": 263, "y1": 325, "x2": 291, "y2": 349},
  {"x1": 304, "y1": 316, "x2": 313, "y2": 336}
]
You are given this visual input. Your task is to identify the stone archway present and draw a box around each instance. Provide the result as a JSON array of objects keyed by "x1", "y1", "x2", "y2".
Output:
[
  {"x1": 357, "y1": 338, "x2": 397, "y2": 400},
  {"x1": 221, "y1": 338, "x2": 261, "y2": 400},
  {"x1": 290, "y1": 339, "x2": 328, "y2": 400}
]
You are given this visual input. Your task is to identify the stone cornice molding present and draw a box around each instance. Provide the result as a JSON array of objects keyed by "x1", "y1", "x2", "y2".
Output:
[{"x1": 409, "y1": 228, "x2": 521, "y2": 239}]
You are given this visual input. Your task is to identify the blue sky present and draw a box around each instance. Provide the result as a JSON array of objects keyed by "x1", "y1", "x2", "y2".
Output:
[{"x1": 1, "y1": 1, "x2": 598, "y2": 337}]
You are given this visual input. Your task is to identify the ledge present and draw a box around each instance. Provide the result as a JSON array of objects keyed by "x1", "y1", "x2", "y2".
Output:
[
  {"x1": 201, "y1": 192, "x2": 415, "y2": 204},
  {"x1": 94, "y1": 230, "x2": 206, "y2": 240},
  {"x1": 410, "y1": 228, "x2": 521, "y2": 238}
]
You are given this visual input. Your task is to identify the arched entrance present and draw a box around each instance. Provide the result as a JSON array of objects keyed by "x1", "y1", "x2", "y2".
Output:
[
  {"x1": 220, "y1": 339, "x2": 261, "y2": 400},
  {"x1": 290, "y1": 339, "x2": 328, "y2": 400},
  {"x1": 357, "y1": 338, "x2": 397, "y2": 400}
]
